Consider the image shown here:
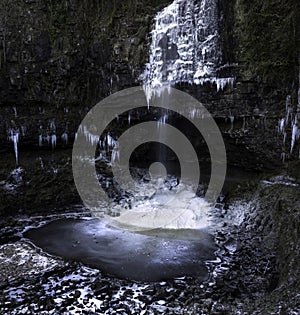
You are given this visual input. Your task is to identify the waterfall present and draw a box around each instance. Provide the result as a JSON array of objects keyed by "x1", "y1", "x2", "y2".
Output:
[{"x1": 141, "y1": 0, "x2": 234, "y2": 100}]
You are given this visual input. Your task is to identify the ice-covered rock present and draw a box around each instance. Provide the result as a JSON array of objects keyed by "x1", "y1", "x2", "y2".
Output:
[{"x1": 141, "y1": 0, "x2": 235, "y2": 101}]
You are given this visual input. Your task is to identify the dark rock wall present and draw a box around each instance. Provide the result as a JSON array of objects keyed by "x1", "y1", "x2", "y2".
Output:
[
  {"x1": 0, "y1": 0, "x2": 172, "y2": 148},
  {"x1": 0, "y1": 0, "x2": 298, "y2": 149},
  {"x1": 0, "y1": 0, "x2": 173, "y2": 105},
  {"x1": 233, "y1": 0, "x2": 299, "y2": 85},
  {"x1": 0, "y1": 0, "x2": 299, "y2": 213}
]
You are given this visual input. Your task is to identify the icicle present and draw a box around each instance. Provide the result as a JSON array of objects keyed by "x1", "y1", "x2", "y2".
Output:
[
  {"x1": 286, "y1": 95, "x2": 291, "y2": 110},
  {"x1": 13, "y1": 133, "x2": 19, "y2": 164},
  {"x1": 278, "y1": 118, "x2": 285, "y2": 134},
  {"x1": 13, "y1": 106, "x2": 17, "y2": 117},
  {"x1": 8, "y1": 129, "x2": 19, "y2": 164},
  {"x1": 290, "y1": 119, "x2": 298, "y2": 153},
  {"x1": 106, "y1": 134, "x2": 116, "y2": 149},
  {"x1": 128, "y1": 113, "x2": 131, "y2": 125},
  {"x1": 83, "y1": 126, "x2": 99, "y2": 146},
  {"x1": 158, "y1": 117, "x2": 162, "y2": 128},
  {"x1": 51, "y1": 134, "x2": 57, "y2": 149},
  {"x1": 143, "y1": 84, "x2": 152, "y2": 108},
  {"x1": 283, "y1": 132, "x2": 287, "y2": 145},
  {"x1": 157, "y1": 114, "x2": 168, "y2": 128},
  {"x1": 278, "y1": 94, "x2": 297, "y2": 158},
  {"x1": 215, "y1": 77, "x2": 235, "y2": 92},
  {"x1": 61, "y1": 132, "x2": 68, "y2": 145},
  {"x1": 39, "y1": 134, "x2": 43, "y2": 147},
  {"x1": 161, "y1": 114, "x2": 167, "y2": 124},
  {"x1": 110, "y1": 77, "x2": 113, "y2": 94},
  {"x1": 111, "y1": 147, "x2": 120, "y2": 164}
]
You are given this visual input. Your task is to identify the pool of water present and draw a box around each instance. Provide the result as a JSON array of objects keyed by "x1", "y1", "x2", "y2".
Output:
[{"x1": 24, "y1": 217, "x2": 216, "y2": 282}]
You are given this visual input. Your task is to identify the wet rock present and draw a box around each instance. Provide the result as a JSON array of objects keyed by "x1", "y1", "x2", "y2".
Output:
[
  {"x1": 73, "y1": 290, "x2": 81, "y2": 298},
  {"x1": 94, "y1": 284, "x2": 110, "y2": 295},
  {"x1": 0, "y1": 135, "x2": 299, "y2": 315}
]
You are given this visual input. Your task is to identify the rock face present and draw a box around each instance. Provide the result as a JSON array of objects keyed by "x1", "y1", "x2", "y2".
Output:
[
  {"x1": 0, "y1": 0, "x2": 299, "y2": 213},
  {"x1": 0, "y1": 166, "x2": 299, "y2": 315},
  {"x1": 224, "y1": 168, "x2": 300, "y2": 314},
  {"x1": 0, "y1": 3, "x2": 299, "y2": 312},
  {"x1": 0, "y1": 0, "x2": 298, "y2": 153},
  {"x1": 0, "y1": 0, "x2": 172, "y2": 148},
  {"x1": 0, "y1": 0, "x2": 173, "y2": 104}
]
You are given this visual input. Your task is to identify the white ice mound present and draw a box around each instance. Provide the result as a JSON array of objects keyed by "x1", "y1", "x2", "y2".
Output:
[{"x1": 109, "y1": 183, "x2": 212, "y2": 231}]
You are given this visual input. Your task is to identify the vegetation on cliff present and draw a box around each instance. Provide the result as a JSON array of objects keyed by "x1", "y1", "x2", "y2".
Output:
[{"x1": 235, "y1": 0, "x2": 299, "y2": 85}]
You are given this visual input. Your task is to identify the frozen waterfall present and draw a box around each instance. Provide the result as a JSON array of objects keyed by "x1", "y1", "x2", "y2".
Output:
[{"x1": 141, "y1": 0, "x2": 234, "y2": 99}]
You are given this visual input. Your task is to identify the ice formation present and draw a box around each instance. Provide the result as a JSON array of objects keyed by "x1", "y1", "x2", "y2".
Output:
[
  {"x1": 51, "y1": 134, "x2": 57, "y2": 149},
  {"x1": 157, "y1": 114, "x2": 168, "y2": 128},
  {"x1": 141, "y1": 0, "x2": 235, "y2": 101},
  {"x1": 109, "y1": 182, "x2": 212, "y2": 230},
  {"x1": 291, "y1": 117, "x2": 299, "y2": 153},
  {"x1": 61, "y1": 132, "x2": 68, "y2": 145},
  {"x1": 78, "y1": 126, "x2": 117, "y2": 161},
  {"x1": 278, "y1": 95, "x2": 299, "y2": 159},
  {"x1": 128, "y1": 113, "x2": 131, "y2": 126},
  {"x1": 8, "y1": 128, "x2": 19, "y2": 164},
  {"x1": 83, "y1": 126, "x2": 99, "y2": 146}
]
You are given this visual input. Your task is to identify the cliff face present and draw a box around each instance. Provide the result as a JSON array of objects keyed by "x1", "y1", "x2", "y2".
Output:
[
  {"x1": 1, "y1": 3, "x2": 299, "y2": 312},
  {"x1": 233, "y1": 0, "x2": 299, "y2": 85},
  {"x1": 0, "y1": 0, "x2": 173, "y2": 152},
  {"x1": 0, "y1": 0, "x2": 299, "y2": 214},
  {"x1": 0, "y1": 0, "x2": 173, "y2": 214},
  {"x1": 0, "y1": 0, "x2": 298, "y2": 152},
  {"x1": 0, "y1": 0, "x2": 173, "y2": 105}
]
